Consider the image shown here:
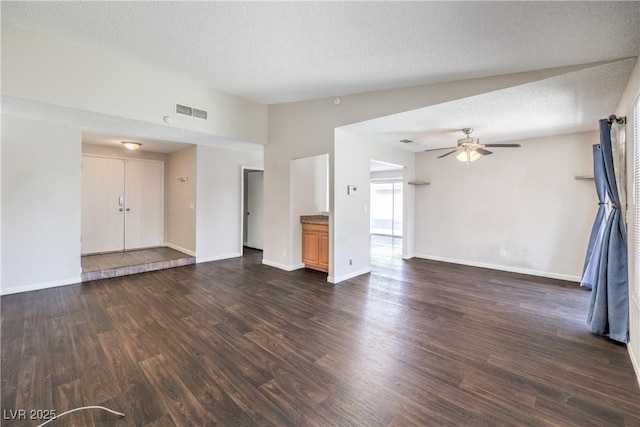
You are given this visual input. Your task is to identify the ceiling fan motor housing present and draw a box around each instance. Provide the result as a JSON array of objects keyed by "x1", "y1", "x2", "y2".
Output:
[{"x1": 458, "y1": 136, "x2": 479, "y2": 146}]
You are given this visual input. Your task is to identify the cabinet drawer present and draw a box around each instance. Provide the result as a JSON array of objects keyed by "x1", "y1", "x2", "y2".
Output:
[{"x1": 302, "y1": 223, "x2": 328, "y2": 233}]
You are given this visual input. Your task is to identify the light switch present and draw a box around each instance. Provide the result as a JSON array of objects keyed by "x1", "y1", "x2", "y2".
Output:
[
  {"x1": 347, "y1": 185, "x2": 358, "y2": 195},
  {"x1": 189, "y1": 202, "x2": 195, "y2": 210}
]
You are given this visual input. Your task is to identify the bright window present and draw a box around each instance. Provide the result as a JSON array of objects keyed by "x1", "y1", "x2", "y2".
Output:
[
  {"x1": 633, "y1": 97, "x2": 640, "y2": 300},
  {"x1": 370, "y1": 181, "x2": 403, "y2": 237}
]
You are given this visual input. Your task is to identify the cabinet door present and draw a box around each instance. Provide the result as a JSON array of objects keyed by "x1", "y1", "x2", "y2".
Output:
[
  {"x1": 319, "y1": 232, "x2": 329, "y2": 270},
  {"x1": 302, "y1": 230, "x2": 320, "y2": 265}
]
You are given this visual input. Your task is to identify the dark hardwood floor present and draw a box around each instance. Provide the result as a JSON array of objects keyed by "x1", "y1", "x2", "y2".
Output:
[{"x1": 2, "y1": 247, "x2": 639, "y2": 426}]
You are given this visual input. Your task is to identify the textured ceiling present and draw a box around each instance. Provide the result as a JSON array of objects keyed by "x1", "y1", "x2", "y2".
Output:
[
  {"x1": 343, "y1": 58, "x2": 638, "y2": 151},
  {"x1": 2, "y1": 1, "x2": 639, "y2": 152},
  {"x1": 3, "y1": 1, "x2": 638, "y2": 104}
]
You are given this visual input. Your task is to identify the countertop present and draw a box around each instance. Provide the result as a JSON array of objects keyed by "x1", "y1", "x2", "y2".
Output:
[{"x1": 300, "y1": 215, "x2": 329, "y2": 225}]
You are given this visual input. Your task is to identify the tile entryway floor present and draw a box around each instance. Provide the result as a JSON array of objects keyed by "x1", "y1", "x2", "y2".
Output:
[{"x1": 81, "y1": 247, "x2": 195, "y2": 282}]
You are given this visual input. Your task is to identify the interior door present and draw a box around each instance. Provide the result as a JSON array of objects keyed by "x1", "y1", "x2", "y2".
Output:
[
  {"x1": 246, "y1": 171, "x2": 264, "y2": 250},
  {"x1": 81, "y1": 156, "x2": 125, "y2": 254},
  {"x1": 124, "y1": 159, "x2": 164, "y2": 250}
]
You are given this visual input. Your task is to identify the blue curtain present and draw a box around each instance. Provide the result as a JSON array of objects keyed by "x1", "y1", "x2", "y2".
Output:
[
  {"x1": 582, "y1": 119, "x2": 629, "y2": 343},
  {"x1": 580, "y1": 145, "x2": 606, "y2": 289}
]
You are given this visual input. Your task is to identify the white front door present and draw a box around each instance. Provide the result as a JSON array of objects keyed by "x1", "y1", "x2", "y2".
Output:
[
  {"x1": 124, "y1": 159, "x2": 164, "y2": 250},
  {"x1": 246, "y1": 171, "x2": 264, "y2": 250},
  {"x1": 81, "y1": 156, "x2": 164, "y2": 254},
  {"x1": 82, "y1": 156, "x2": 126, "y2": 254}
]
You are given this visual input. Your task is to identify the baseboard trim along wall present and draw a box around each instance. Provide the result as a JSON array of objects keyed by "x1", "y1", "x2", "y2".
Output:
[
  {"x1": 1, "y1": 276, "x2": 81, "y2": 296},
  {"x1": 196, "y1": 253, "x2": 241, "y2": 264},
  {"x1": 262, "y1": 259, "x2": 305, "y2": 271},
  {"x1": 163, "y1": 243, "x2": 196, "y2": 257},
  {"x1": 328, "y1": 267, "x2": 372, "y2": 284},
  {"x1": 413, "y1": 254, "x2": 581, "y2": 283}
]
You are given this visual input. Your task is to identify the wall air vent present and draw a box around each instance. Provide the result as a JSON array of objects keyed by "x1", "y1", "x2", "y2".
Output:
[
  {"x1": 192, "y1": 108, "x2": 208, "y2": 120},
  {"x1": 176, "y1": 104, "x2": 192, "y2": 116},
  {"x1": 175, "y1": 103, "x2": 208, "y2": 120}
]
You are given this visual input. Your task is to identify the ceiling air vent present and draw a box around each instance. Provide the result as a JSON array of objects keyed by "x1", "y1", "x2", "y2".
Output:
[{"x1": 175, "y1": 103, "x2": 208, "y2": 120}]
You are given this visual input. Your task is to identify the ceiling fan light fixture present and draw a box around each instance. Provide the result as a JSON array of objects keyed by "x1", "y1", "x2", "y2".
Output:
[
  {"x1": 122, "y1": 141, "x2": 142, "y2": 150},
  {"x1": 456, "y1": 149, "x2": 481, "y2": 162}
]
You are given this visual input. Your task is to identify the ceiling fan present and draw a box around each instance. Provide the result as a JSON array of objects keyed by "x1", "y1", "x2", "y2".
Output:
[{"x1": 424, "y1": 128, "x2": 521, "y2": 163}]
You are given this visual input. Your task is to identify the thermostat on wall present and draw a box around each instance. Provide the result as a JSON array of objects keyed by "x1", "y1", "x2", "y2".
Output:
[{"x1": 347, "y1": 185, "x2": 358, "y2": 195}]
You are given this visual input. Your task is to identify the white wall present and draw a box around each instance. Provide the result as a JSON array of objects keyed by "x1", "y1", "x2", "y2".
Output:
[
  {"x1": 265, "y1": 65, "x2": 590, "y2": 276},
  {"x1": 1, "y1": 115, "x2": 82, "y2": 295},
  {"x1": 333, "y1": 129, "x2": 415, "y2": 283},
  {"x1": 615, "y1": 57, "x2": 640, "y2": 383},
  {"x1": 293, "y1": 156, "x2": 320, "y2": 216},
  {"x1": 314, "y1": 154, "x2": 330, "y2": 213},
  {"x1": 2, "y1": 25, "x2": 268, "y2": 145},
  {"x1": 413, "y1": 131, "x2": 598, "y2": 281},
  {"x1": 165, "y1": 146, "x2": 197, "y2": 255},
  {"x1": 196, "y1": 145, "x2": 263, "y2": 262}
]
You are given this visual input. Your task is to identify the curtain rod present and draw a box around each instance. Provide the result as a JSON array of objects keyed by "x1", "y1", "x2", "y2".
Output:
[{"x1": 607, "y1": 114, "x2": 626, "y2": 124}]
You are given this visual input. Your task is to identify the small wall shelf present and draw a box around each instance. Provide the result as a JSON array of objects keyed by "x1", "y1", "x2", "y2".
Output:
[
  {"x1": 574, "y1": 175, "x2": 594, "y2": 180},
  {"x1": 408, "y1": 181, "x2": 430, "y2": 186}
]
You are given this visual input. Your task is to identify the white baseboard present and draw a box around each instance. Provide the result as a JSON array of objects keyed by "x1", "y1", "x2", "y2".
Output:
[
  {"x1": 402, "y1": 253, "x2": 415, "y2": 260},
  {"x1": 196, "y1": 253, "x2": 241, "y2": 263},
  {"x1": 262, "y1": 259, "x2": 305, "y2": 271},
  {"x1": 163, "y1": 242, "x2": 196, "y2": 257},
  {"x1": 629, "y1": 341, "x2": 640, "y2": 388},
  {"x1": 413, "y1": 253, "x2": 581, "y2": 283},
  {"x1": 328, "y1": 267, "x2": 371, "y2": 284},
  {"x1": 1, "y1": 276, "x2": 81, "y2": 296}
]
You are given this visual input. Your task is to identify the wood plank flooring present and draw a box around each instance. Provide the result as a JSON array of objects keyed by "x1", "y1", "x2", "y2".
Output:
[{"x1": 2, "y1": 248, "x2": 639, "y2": 426}]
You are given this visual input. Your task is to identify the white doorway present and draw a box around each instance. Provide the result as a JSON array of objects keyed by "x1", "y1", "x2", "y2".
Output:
[
  {"x1": 245, "y1": 169, "x2": 264, "y2": 250},
  {"x1": 81, "y1": 155, "x2": 164, "y2": 254}
]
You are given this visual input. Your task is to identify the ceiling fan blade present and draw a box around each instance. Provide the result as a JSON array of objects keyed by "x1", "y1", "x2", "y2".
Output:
[
  {"x1": 483, "y1": 143, "x2": 522, "y2": 148},
  {"x1": 475, "y1": 148, "x2": 493, "y2": 156},
  {"x1": 423, "y1": 146, "x2": 457, "y2": 152},
  {"x1": 437, "y1": 149, "x2": 460, "y2": 158}
]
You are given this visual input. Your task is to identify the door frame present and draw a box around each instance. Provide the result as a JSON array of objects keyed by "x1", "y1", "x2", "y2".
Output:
[{"x1": 240, "y1": 165, "x2": 264, "y2": 255}]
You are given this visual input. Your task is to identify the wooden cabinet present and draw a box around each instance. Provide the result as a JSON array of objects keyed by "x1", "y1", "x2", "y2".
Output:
[{"x1": 302, "y1": 223, "x2": 329, "y2": 272}]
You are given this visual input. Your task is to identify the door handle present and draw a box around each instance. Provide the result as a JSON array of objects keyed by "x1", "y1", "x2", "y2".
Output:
[
  {"x1": 119, "y1": 208, "x2": 124, "y2": 212},
  {"x1": 126, "y1": 208, "x2": 131, "y2": 212}
]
